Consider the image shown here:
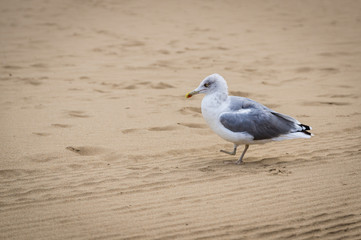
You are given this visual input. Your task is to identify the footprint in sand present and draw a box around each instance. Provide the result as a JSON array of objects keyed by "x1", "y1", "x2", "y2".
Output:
[
  {"x1": 268, "y1": 167, "x2": 292, "y2": 176},
  {"x1": 66, "y1": 146, "x2": 81, "y2": 153}
]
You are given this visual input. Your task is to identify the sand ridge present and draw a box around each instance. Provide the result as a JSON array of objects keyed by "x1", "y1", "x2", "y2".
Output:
[{"x1": 1, "y1": 0, "x2": 361, "y2": 239}]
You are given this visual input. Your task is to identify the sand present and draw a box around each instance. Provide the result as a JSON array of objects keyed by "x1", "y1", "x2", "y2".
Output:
[{"x1": 1, "y1": 0, "x2": 361, "y2": 239}]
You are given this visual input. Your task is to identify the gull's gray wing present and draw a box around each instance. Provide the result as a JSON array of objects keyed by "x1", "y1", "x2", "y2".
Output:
[{"x1": 220, "y1": 97, "x2": 301, "y2": 140}]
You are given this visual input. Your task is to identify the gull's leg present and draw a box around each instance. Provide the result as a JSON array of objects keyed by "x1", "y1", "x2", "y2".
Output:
[
  {"x1": 220, "y1": 144, "x2": 237, "y2": 155},
  {"x1": 235, "y1": 144, "x2": 249, "y2": 165}
]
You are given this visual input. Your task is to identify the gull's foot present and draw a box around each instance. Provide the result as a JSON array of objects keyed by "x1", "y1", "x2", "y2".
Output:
[
  {"x1": 235, "y1": 159, "x2": 244, "y2": 165},
  {"x1": 235, "y1": 145, "x2": 249, "y2": 165},
  {"x1": 220, "y1": 149, "x2": 236, "y2": 155}
]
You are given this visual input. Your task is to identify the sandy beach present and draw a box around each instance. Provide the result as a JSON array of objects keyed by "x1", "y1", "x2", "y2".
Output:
[{"x1": 1, "y1": 0, "x2": 361, "y2": 239}]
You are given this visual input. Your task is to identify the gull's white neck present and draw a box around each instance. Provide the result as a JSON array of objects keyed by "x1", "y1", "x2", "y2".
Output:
[
  {"x1": 201, "y1": 91, "x2": 228, "y2": 130},
  {"x1": 202, "y1": 92, "x2": 228, "y2": 107}
]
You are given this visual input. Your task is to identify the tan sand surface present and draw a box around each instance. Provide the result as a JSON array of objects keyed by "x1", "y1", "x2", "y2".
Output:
[{"x1": 1, "y1": 0, "x2": 361, "y2": 239}]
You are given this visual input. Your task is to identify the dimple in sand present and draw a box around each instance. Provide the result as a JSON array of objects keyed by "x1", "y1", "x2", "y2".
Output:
[{"x1": 186, "y1": 73, "x2": 313, "y2": 164}]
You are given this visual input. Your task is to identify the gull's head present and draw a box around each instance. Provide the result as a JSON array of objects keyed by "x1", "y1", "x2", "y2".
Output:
[{"x1": 186, "y1": 73, "x2": 228, "y2": 98}]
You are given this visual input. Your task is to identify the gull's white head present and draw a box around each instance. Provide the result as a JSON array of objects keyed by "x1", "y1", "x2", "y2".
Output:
[{"x1": 186, "y1": 73, "x2": 228, "y2": 98}]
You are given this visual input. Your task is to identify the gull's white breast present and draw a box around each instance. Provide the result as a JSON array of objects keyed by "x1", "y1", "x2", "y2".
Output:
[{"x1": 201, "y1": 94, "x2": 253, "y2": 145}]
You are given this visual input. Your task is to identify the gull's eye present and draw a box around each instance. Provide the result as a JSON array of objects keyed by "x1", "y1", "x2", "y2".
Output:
[{"x1": 204, "y1": 83, "x2": 210, "y2": 88}]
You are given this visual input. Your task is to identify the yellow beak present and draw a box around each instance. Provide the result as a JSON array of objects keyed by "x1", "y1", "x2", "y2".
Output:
[{"x1": 185, "y1": 90, "x2": 199, "y2": 98}]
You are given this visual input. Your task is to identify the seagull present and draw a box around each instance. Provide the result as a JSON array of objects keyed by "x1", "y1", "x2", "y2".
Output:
[{"x1": 185, "y1": 73, "x2": 312, "y2": 164}]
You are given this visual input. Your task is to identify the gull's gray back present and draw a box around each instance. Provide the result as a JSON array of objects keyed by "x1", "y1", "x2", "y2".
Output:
[{"x1": 228, "y1": 96, "x2": 271, "y2": 112}]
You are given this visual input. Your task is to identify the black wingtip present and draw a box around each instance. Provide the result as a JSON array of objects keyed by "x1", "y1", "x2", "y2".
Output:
[
  {"x1": 300, "y1": 124, "x2": 311, "y2": 131},
  {"x1": 300, "y1": 124, "x2": 312, "y2": 136},
  {"x1": 302, "y1": 130, "x2": 312, "y2": 136}
]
